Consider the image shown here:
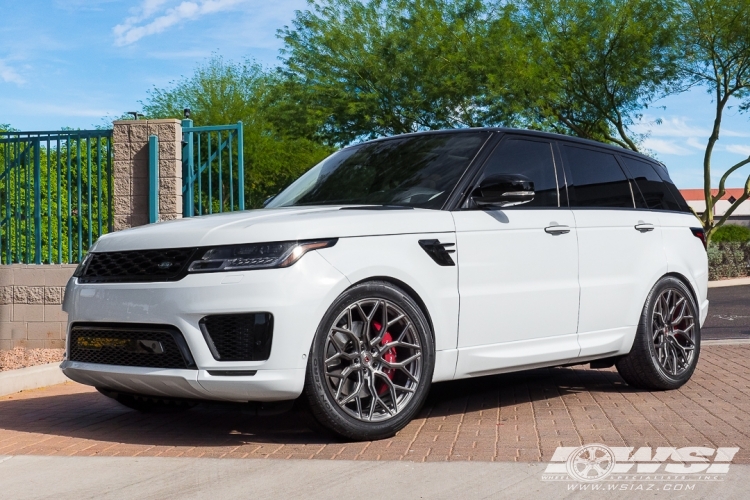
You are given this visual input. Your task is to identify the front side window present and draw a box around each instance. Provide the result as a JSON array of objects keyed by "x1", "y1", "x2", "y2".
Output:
[
  {"x1": 477, "y1": 138, "x2": 560, "y2": 207},
  {"x1": 562, "y1": 145, "x2": 634, "y2": 208},
  {"x1": 266, "y1": 132, "x2": 489, "y2": 209},
  {"x1": 620, "y1": 156, "x2": 676, "y2": 210}
]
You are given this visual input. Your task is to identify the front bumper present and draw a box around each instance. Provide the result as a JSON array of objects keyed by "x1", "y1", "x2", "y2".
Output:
[
  {"x1": 62, "y1": 251, "x2": 349, "y2": 402},
  {"x1": 61, "y1": 361, "x2": 305, "y2": 402}
]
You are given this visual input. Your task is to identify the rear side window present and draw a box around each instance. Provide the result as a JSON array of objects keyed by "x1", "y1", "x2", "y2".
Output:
[
  {"x1": 561, "y1": 145, "x2": 634, "y2": 208},
  {"x1": 620, "y1": 156, "x2": 676, "y2": 210},
  {"x1": 650, "y1": 163, "x2": 692, "y2": 212},
  {"x1": 479, "y1": 138, "x2": 559, "y2": 207}
]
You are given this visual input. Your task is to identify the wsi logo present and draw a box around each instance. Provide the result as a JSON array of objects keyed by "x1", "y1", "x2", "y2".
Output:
[{"x1": 543, "y1": 444, "x2": 739, "y2": 482}]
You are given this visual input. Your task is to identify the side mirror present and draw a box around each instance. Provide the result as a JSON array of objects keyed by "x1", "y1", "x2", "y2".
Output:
[
  {"x1": 470, "y1": 174, "x2": 535, "y2": 208},
  {"x1": 262, "y1": 195, "x2": 276, "y2": 208}
]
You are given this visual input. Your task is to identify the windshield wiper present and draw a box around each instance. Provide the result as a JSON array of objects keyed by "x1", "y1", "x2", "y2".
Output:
[{"x1": 339, "y1": 205, "x2": 415, "y2": 211}]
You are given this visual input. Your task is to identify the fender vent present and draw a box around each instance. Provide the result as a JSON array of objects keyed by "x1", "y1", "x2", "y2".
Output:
[{"x1": 418, "y1": 239, "x2": 456, "y2": 266}]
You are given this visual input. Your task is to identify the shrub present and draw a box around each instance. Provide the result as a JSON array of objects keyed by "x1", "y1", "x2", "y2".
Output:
[
  {"x1": 708, "y1": 241, "x2": 750, "y2": 280},
  {"x1": 711, "y1": 224, "x2": 750, "y2": 243}
]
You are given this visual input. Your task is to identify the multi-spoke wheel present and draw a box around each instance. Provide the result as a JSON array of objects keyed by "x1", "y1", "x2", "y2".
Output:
[
  {"x1": 304, "y1": 281, "x2": 434, "y2": 440},
  {"x1": 651, "y1": 288, "x2": 697, "y2": 377},
  {"x1": 616, "y1": 277, "x2": 701, "y2": 390}
]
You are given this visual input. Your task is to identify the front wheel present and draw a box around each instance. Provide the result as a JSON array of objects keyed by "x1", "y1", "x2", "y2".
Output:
[
  {"x1": 616, "y1": 277, "x2": 700, "y2": 390},
  {"x1": 304, "y1": 281, "x2": 435, "y2": 441}
]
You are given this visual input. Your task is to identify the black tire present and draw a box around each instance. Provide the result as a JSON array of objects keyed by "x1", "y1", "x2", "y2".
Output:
[
  {"x1": 304, "y1": 280, "x2": 435, "y2": 441},
  {"x1": 616, "y1": 276, "x2": 701, "y2": 390},
  {"x1": 96, "y1": 388, "x2": 198, "y2": 413}
]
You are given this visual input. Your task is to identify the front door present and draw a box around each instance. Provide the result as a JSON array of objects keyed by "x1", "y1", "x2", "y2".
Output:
[{"x1": 453, "y1": 135, "x2": 581, "y2": 378}]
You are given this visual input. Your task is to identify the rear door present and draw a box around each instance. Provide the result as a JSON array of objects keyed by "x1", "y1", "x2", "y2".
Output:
[
  {"x1": 453, "y1": 135, "x2": 581, "y2": 377},
  {"x1": 560, "y1": 143, "x2": 668, "y2": 358}
]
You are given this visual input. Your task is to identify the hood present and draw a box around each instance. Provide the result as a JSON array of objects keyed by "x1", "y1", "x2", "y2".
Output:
[{"x1": 92, "y1": 206, "x2": 455, "y2": 252}]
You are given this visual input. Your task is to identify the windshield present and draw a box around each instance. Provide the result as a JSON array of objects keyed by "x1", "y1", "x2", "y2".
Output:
[{"x1": 266, "y1": 132, "x2": 490, "y2": 209}]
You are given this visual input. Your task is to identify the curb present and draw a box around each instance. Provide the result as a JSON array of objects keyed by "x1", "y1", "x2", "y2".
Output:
[
  {"x1": 703, "y1": 339, "x2": 750, "y2": 345},
  {"x1": 0, "y1": 363, "x2": 69, "y2": 397},
  {"x1": 708, "y1": 277, "x2": 750, "y2": 288}
]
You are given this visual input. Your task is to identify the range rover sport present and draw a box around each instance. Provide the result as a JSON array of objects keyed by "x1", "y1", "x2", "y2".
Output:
[{"x1": 62, "y1": 128, "x2": 708, "y2": 440}]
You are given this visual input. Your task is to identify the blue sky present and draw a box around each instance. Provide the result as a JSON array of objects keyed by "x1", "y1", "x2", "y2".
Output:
[{"x1": 1, "y1": 0, "x2": 749, "y2": 189}]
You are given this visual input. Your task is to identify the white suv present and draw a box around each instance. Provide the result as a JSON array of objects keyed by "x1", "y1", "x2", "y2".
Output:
[{"x1": 62, "y1": 129, "x2": 708, "y2": 440}]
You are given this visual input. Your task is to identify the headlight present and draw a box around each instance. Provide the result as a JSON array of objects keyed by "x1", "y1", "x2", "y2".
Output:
[
  {"x1": 72, "y1": 253, "x2": 93, "y2": 278},
  {"x1": 188, "y1": 239, "x2": 337, "y2": 273}
]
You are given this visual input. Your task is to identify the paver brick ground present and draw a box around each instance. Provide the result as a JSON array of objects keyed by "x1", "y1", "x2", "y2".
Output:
[{"x1": 1, "y1": 345, "x2": 749, "y2": 463}]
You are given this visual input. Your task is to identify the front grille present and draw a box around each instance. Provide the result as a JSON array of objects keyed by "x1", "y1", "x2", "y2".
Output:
[
  {"x1": 69, "y1": 324, "x2": 196, "y2": 369},
  {"x1": 79, "y1": 248, "x2": 197, "y2": 283},
  {"x1": 200, "y1": 313, "x2": 274, "y2": 361}
]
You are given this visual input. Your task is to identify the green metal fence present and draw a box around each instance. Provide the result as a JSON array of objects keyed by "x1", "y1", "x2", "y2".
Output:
[
  {"x1": 181, "y1": 120, "x2": 244, "y2": 217},
  {"x1": 0, "y1": 130, "x2": 113, "y2": 264}
]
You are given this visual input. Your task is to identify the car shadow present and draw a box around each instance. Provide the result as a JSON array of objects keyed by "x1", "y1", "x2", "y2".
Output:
[{"x1": 0, "y1": 366, "x2": 634, "y2": 448}]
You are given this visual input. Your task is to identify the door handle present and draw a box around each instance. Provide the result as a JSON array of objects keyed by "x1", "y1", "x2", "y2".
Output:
[
  {"x1": 634, "y1": 223, "x2": 655, "y2": 232},
  {"x1": 545, "y1": 225, "x2": 571, "y2": 235}
]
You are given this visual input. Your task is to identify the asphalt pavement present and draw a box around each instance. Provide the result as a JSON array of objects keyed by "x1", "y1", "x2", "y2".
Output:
[{"x1": 703, "y1": 285, "x2": 750, "y2": 340}]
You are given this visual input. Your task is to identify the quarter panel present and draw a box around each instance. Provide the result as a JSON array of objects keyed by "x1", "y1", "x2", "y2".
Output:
[{"x1": 659, "y1": 212, "x2": 709, "y2": 326}]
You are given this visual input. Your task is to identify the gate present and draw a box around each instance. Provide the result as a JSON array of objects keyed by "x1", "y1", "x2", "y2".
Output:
[
  {"x1": 0, "y1": 129, "x2": 112, "y2": 264},
  {"x1": 181, "y1": 120, "x2": 244, "y2": 217}
]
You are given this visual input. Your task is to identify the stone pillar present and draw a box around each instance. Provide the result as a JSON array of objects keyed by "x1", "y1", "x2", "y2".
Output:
[{"x1": 111, "y1": 119, "x2": 182, "y2": 230}]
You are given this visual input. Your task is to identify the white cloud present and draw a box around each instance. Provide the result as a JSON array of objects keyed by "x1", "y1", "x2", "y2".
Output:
[
  {"x1": 113, "y1": 0, "x2": 245, "y2": 46},
  {"x1": 641, "y1": 137, "x2": 694, "y2": 156},
  {"x1": 726, "y1": 144, "x2": 750, "y2": 156},
  {"x1": 0, "y1": 99, "x2": 115, "y2": 118},
  {"x1": 685, "y1": 136, "x2": 706, "y2": 151},
  {"x1": 633, "y1": 116, "x2": 711, "y2": 138},
  {"x1": 0, "y1": 60, "x2": 24, "y2": 85}
]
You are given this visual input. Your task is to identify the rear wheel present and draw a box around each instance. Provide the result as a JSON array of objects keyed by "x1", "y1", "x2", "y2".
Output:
[
  {"x1": 304, "y1": 281, "x2": 434, "y2": 441},
  {"x1": 616, "y1": 277, "x2": 700, "y2": 390},
  {"x1": 96, "y1": 388, "x2": 198, "y2": 413}
]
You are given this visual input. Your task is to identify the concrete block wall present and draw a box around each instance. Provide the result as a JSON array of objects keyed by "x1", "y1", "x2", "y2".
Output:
[{"x1": 0, "y1": 265, "x2": 76, "y2": 349}]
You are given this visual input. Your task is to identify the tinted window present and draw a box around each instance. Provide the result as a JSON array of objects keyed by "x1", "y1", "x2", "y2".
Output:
[
  {"x1": 620, "y1": 156, "x2": 676, "y2": 210},
  {"x1": 478, "y1": 138, "x2": 559, "y2": 207},
  {"x1": 562, "y1": 145, "x2": 634, "y2": 208},
  {"x1": 650, "y1": 163, "x2": 692, "y2": 212},
  {"x1": 267, "y1": 132, "x2": 488, "y2": 209}
]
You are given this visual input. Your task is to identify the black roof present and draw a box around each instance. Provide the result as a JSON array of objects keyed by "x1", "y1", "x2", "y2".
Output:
[{"x1": 355, "y1": 127, "x2": 666, "y2": 170}]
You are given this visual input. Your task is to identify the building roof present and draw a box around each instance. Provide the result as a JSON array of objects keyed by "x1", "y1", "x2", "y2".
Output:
[{"x1": 679, "y1": 188, "x2": 746, "y2": 201}]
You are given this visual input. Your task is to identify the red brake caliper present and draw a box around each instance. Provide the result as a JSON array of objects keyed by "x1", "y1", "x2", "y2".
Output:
[{"x1": 372, "y1": 321, "x2": 397, "y2": 395}]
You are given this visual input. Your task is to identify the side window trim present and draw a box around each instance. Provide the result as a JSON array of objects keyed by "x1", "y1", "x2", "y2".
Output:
[
  {"x1": 616, "y1": 154, "x2": 652, "y2": 210},
  {"x1": 615, "y1": 154, "x2": 641, "y2": 209},
  {"x1": 552, "y1": 141, "x2": 569, "y2": 207}
]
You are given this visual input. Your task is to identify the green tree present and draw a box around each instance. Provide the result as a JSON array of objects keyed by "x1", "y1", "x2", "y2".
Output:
[
  {"x1": 278, "y1": 0, "x2": 492, "y2": 145},
  {"x1": 483, "y1": 0, "x2": 682, "y2": 151},
  {"x1": 141, "y1": 56, "x2": 332, "y2": 207},
  {"x1": 678, "y1": 0, "x2": 750, "y2": 240}
]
